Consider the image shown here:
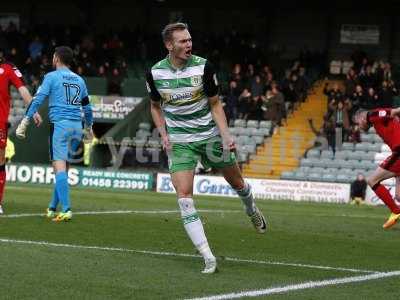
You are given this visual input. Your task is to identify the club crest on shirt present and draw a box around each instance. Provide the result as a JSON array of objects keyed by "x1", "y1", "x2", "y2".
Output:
[
  {"x1": 379, "y1": 110, "x2": 387, "y2": 117},
  {"x1": 190, "y1": 75, "x2": 202, "y2": 87}
]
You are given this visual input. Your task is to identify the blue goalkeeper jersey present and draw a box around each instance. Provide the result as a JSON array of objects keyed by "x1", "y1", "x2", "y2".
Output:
[{"x1": 26, "y1": 67, "x2": 92, "y2": 125}]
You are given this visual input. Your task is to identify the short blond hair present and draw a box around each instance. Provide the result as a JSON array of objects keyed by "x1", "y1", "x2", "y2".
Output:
[{"x1": 161, "y1": 23, "x2": 188, "y2": 42}]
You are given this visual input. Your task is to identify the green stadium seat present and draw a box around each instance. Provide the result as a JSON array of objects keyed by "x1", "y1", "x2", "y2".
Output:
[
  {"x1": 336, "y1": 174, "x2": 353, "y2": 183},
  {"x1": 253, "y1": 136, "x2": 264, "y2": 145},
  {"x1": 368, "y1": 127, "x2": 376, "y2": 134},
  {"x1": 298, "y1": 166, "x2": 311, "y2": 173},
  {"x1": 307, "y1": 173, "x2": 322, "y2": 181},
  {"x1": 310, "y1": 167, "x2": 324, "y2": 173},
  {"x1": 294, "y1": 172, "x2": 307, "y2": 181},
  {"x1": 300, "y1": 158, "x2": 313, "y2": 167},
  {"x1": 368, "y1": 143, "x2": 382, "y2": 152}
]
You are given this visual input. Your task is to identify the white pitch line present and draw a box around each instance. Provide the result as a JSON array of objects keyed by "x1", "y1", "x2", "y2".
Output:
[
  {"x1": 0, "y1": 209, "x2": 241, "y2": 219},
  {"x1": 186, "y1": 271, "x2": 400, "y2": 300},
  {"x1": 0, "y1": 238, "x2": 377, "y2": 274}
]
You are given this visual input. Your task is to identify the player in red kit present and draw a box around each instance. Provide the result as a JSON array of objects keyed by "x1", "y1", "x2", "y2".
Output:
[
  {"x1": 354, "y1": 108, "x2": 400, "y2": 229},
  {"x1": 0, "y1": 57, "x2": 42, "y2": 214}
]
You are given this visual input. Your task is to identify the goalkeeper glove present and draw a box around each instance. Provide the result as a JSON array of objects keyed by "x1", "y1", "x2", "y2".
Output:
[
  {"x1": 83, "y1": 126, "x2": 94, "y2": 144},
  {"x1": 16, "y1": 117, "x2": 30, "y2": 139}
]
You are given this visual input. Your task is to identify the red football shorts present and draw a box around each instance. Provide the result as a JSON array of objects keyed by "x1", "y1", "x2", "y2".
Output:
[
  {"x1": 0, "y1": 123, "x2": 7, "y2": 149},
  {"x1": 380, "y1": 152, "x2": 400, "y2": 174}
]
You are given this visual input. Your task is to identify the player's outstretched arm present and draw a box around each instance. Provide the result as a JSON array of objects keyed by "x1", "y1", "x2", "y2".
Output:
[{"x1": 18, "y1": 86, "x2": 42, "y2": 127}]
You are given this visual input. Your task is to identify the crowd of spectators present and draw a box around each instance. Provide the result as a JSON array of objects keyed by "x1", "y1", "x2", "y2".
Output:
[
  {"x1": 222, "y1": 61, "x2": 312, "y2": 126},
  {"x1": 0, "y1": 22, "x2": 320, "y2": 101},
  {"x1": 318, "y1": 54, "x2": 398, "y2": 152}
]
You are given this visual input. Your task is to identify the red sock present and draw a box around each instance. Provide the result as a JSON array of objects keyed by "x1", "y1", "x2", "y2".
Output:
[
  {"x1": 0, "y1": 166, "x2": 5, "y2": 205},
  {"x1": 372, "y1": 183, "x2": 400, "y2": 214}
]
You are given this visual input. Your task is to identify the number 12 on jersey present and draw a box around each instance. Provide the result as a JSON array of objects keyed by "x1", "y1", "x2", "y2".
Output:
[{"x1": 63, "y1": 83, "x2": 81, "y2": 105}]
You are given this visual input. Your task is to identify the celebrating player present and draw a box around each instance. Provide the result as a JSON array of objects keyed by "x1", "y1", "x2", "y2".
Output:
[
  {"x1": 16, "y1": 46, "x2": 93, "y2": 221},
  {"x1": 146, "y1": 23, "x2": 267, "y2": 273},
  {"x1": 354, "y1": 108, "x2": 400, "y2": 229},
  {"x1": 0, "y1": 56, "x2": 42, "y2": 214}
]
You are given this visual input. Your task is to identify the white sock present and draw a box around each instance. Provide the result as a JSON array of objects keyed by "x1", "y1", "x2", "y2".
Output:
[
  {"x1": 178, "y1": 197, "x2": 215, "y2": 260},
  {"x1": 236, "y1": 182, "x2": 256, "y2": 216}
]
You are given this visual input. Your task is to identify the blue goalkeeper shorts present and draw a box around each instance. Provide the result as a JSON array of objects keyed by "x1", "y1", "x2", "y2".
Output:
[{"x1": 49, "y1": 120, "x2": 83, "y2": 162}]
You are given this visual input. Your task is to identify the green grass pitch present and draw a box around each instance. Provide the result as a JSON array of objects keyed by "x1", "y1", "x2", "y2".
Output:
[{"x1": 0, "y1": 184, "x2": 399, "y2": 299}]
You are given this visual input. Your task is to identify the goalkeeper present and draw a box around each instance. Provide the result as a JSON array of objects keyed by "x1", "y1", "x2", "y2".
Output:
[{"x1": 16, "y1": 46, "x2": 93, "y2": 222}]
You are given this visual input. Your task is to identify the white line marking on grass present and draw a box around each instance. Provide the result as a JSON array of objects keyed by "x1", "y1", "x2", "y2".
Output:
[
  {"x1": 0, "y1": 209, "x2": 241, "y2": 218},
  {"x1": 0, "y1": 238, "x2": 377, "y2": 274},
  {"x1": 185, "y1": 271, "x2": 400, "y2": 300}
]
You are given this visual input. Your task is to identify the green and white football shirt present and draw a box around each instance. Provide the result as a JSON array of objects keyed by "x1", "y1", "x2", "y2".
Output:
[{"x1": 146, "y1": 55, "x2": 219, "y2": 143}]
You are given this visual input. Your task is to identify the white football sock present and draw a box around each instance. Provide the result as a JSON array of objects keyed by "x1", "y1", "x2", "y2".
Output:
[
  {"x1": 178, "y1": 197, "x2": 215, "y2": 260},
  {"x1": 236, "y1": 182, "x2": 256, "y2": 216}
]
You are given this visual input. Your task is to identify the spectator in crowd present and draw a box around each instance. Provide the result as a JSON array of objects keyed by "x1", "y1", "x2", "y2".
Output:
[
  {"x1": 324, "y1": 82, "x2": 343, "y2": 102},
  {"x1": 378, "y1": 80, "x2": 397, "y2": 108},
  {"x1": 348, "y1": 124, "x2": 361, "y2": 143},
  {"x1": 329, "y1": 100, "x2": 351, "y2": 142},
  {"x1": 309, "y1": 114, "x2": 336, "y2": 152},
  {"x1": 107, "y1": 67, "x2": 123, "y2": 96},
  {"x1": 224, "y1": 80, "x2": 240, "y2": 123},
  {"x1": 350, "y1": 174, "x2": 367, "y2": 205},
  {"x1": 344, "y1": 68, "x2": 358, "y2": 97},
  {"x1": 238, "y1": 88, "x2": 252, "y2": 120},
  {"x1": 351, "y1": 84, "x2": 366, "y2": 111},
  {"x1": 28, "y1": 36, "x2": 43, "y2": 60},
  {"x1": 262, "y1": 86, "x2": 286, "y2": 126},
  {"x1": 364, "y1": 87, "x2": 379, "y2": 109},
  {"x1": 359, "y1": 65, "x2": 376, "y2": 89}
]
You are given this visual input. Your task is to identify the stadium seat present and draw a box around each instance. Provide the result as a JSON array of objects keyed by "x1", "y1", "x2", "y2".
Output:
[
  {"x1": 367, "y1": 143, "x2": 382, "y2": 152},
  {"x1": 324, "y1": 159, "x2": 337, "y2": 168},
  {"x1": 373, "y1": 135, "x2": 383, "y2": 143},
  {"x1": 363, "y1": 151, "x2": 377, "y2": 161},
  {"x1": 320, "y1": 150, "x2": 334, "y2": 159},
  {"x1": 235, "y1": 127, "x2": 246, "y2": 136},
  {"x1": 139, "y1": 122, "x2": 151, "y2": 131},
  {"x1": 354, "y1": 143, "x2": 369, "y2": 152},
  {"x1": 300, "y1": 158, "x2": 313, "y2": 167},
  {"x1": 244, "y1": 144, "x2": 257, "y2": 153},
  {"x1": 322, "y1": 173, "x2": 336, "y2": 182},
  {"x1": 306, "y1": 149, "x2": 320, "y2": 158},
  {"x1": 334, "y1": 150, "x2": 349, "y2": 160},
  {"x1": 348, "y1": 151, "x2": 365, "y2": 161},
  {"x1": 335, "y1": 159, "x2": 350, "y2": 169},
  {"x1": 281, "y1": 171, "x2": 295, "y2": 180},
  {"x1": 310, "y1": 167, "x2": 325, "y2": 173},
  {"x1": 259, "y1": 120, "x2": 272, "y2": 128},
  {"x1": 253, "y1": 136, "x2": 264, "y2": 145},
  {"x1": 339, "y1": 168, "x2": 353, "y2": 174},
  {"x1": 256, "y1": 127, "x2": 271, "y2": 136},
  {"x1": 307, "y1": 172, "x2": 322, "y2": 181},
  {"x1": 251, "y1": 128, "x2": 264, "y2": 137},
  {"x1": 361, "y1": 160, "x2": 377, "y2": 170},
  {"x1": 294, "y1": 172, "x2": 307, "y2": 181},
  {"x1": 342, "y1": 142, "x2": 355, "y2": 151},
  {"x1": 298, "y1": 166, "x2": 311, "y2": 173},
  {"x1": 336, "y1": 174, "x2": 353, "y2": 183},
  {"x1": 360, "y1": 134, "x2": 374, "y2": 143},
  {"x1": 326, "y1": 167, "x2": 339, "y2": 173},
  {"x1": 234, "y1": 119, "x2": 246, "y2": 127},
  {"x1": 236, "y1": 135, "x2": 251, "y2": 145},
  {"x1": 246, "y1": 120, "x2": 259, "y2": 128},
  {"x1": 229, "y1": 127, "x2": 237, "y2": 135},
  {"x1": 314, "y1": 158, "x2": 332, "y2": 168}
]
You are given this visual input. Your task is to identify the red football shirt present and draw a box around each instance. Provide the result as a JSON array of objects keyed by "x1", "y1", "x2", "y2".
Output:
[
  {"x1": 0, "y1": 62, "x2": 25, "y2": 123},
  {"x1": 367, "y1": 108, "x2": 400, "y2": 151}
]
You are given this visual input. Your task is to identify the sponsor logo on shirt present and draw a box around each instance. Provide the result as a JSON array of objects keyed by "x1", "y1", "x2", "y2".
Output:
[{"x1": 0, "y1": 68, "x2": 4, "y2": 75}]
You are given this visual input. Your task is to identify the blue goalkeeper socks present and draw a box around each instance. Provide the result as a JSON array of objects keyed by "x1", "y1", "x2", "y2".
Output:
[
  {"x1": 55, "y1": 171, "x2": 70, "y2": 213},
  {"x1": 48, "y1": 187, "x2": 59, "y2": 211}
]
